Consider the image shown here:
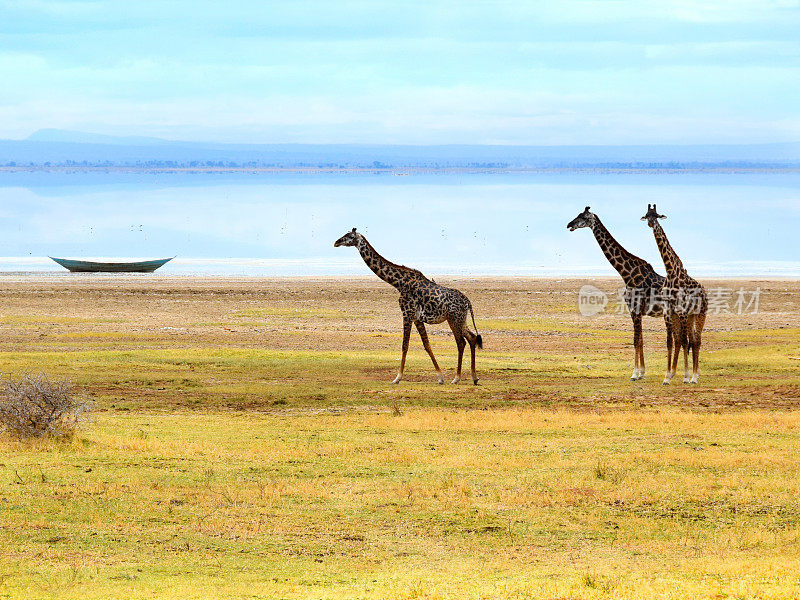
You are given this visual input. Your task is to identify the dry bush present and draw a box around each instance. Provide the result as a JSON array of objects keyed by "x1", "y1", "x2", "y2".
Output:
[{"x1": 0, "y1": 373, "x2": 93, "y2": 439}]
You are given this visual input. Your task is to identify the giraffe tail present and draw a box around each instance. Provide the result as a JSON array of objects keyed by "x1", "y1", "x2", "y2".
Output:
[{"x1": 469, "y1": 303, "x2": 483, "y2": 349}]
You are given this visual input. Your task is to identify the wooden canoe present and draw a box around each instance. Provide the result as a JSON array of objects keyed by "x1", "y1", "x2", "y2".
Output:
[{"x1": 49, "y1": 257, "x2": 173, "y2": 273}]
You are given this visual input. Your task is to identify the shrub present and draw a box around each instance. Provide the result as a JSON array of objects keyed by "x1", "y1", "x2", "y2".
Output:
[
  {"x1": 0, "y1": 373, "x2": 93, "y2": 439},
  {"x1": 593, "y1": 459, "x2": 627, "y2": 484}
]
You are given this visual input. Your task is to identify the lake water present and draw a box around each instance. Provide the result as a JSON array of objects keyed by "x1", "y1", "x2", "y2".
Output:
[{"x1": 0, "y1": 170, "x2": 798, "y2": 277}]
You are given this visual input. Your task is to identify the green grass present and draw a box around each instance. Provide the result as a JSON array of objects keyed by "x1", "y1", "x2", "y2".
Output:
[{"x1": 1, "y1": 335, "x2": 797, "y2": 411}]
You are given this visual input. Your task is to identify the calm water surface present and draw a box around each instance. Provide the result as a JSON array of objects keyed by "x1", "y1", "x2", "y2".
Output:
[{"x1": 0, "y1": 171, "x2": 797, "y2": 277}]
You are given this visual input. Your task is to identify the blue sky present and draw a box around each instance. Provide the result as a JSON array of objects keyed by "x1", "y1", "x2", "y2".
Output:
[{"x1": 1, "y1": 0, "x2": 799, "y2": 144}]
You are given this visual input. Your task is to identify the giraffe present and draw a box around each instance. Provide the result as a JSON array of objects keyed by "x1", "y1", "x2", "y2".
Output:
[
  {"x1": 334, "y1": 228, "x2": 483, "y2": 385},
  {"x1": 567, "y1": 206, "x2": 671, "y2": 381},
  {"x1": 641, "y1": 204, "x2": 707, "y2": 385}
]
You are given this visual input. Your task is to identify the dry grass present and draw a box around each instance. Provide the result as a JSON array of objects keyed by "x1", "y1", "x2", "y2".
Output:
[
  {"x1": 0, "y1": 276, "x2": 797, "y2": 598},
  {"x1": 1, "y1": 409, "x2": 800, "y2": 599}
]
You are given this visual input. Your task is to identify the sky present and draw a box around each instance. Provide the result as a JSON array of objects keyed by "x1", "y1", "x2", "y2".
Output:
[{"x1": 1, "y1": 0, "x2": 799, "y2": 144}]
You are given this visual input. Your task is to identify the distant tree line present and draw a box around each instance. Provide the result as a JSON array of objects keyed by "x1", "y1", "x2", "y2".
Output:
[{"x1": 0, "y1": 159, "x2": 797, "y2": 169}]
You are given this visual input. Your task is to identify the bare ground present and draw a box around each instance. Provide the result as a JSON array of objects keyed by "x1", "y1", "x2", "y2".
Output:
[{"x1": 0, "y1": 275, "x2": 797, "y2": 411}]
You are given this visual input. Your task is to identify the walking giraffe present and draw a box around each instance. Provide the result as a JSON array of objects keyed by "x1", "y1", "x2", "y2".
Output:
[
  {"x1": 641, "y1": 204, "x2": 708, "y2": 385},
  {"x1": 568, "y1": 206, "x2": 672, "y2": 380},
  {"x1": 334, "y1": 228, "x2": 483, "y2": 384}
]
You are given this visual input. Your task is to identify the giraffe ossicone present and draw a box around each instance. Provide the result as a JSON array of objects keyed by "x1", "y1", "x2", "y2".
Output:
[
  {"x1": 567, "y1": 207, "x2": 671, "y2": 381},
  {"x1": 642, "y1": 205, "x2": 707, "y2": 386}
]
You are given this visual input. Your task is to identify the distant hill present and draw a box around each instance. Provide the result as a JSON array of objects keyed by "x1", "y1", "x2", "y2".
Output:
[
  {"x1": 26, "y1": 128, "x2": 174, "y2": 147},
  {"x1": 1, "y1": 129, "x2": 799, "y2": 168}
]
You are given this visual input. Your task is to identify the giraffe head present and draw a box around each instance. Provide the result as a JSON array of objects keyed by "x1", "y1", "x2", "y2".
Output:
[
  {"x1": 333, "y1": 227, "x2": 362, "y2": 247},
  {"x1": 641, "y1": 204, "x2": 667, "y2": 228},
  {"x1": 567, "y1": 206, "x2": 596, "y2": 231}
]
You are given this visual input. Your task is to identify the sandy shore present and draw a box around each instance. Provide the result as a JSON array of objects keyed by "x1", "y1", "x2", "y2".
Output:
[
  {"x1": 1, "y1": 274, "x2": 797, "y2": 346},
  {"x1": 0, "y1": 275, "x2": 796, "y2": 411}
]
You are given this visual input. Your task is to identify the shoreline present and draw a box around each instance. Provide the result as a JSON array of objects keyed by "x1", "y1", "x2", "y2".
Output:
[
  {"x1": 1, "y1": 272, "x2": 798, "y2": 282},
  {"x1": 2, "y1": 165, "x2": 800, "y2": 175}
]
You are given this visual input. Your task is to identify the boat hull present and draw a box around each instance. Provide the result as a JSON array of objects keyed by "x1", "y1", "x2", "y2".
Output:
[{"x1": 49, "y1": 257, "x2": 173, "y2": 273}]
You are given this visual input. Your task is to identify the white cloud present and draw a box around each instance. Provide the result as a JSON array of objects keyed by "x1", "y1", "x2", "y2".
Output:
[
  {"x1": 534, "y1": 0, "x2": 800, "y2": 23},
  {"x1": 0, "y1": 1, "x2": 798, "y2": 144},
  {"x1": 1, "y1": 78, "x2": 799, "y2": 144}
]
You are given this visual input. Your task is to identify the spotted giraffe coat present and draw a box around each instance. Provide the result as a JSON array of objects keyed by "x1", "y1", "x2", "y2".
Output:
[{"x1": 586, "y1": 213, "x2": 667, "y2": 317}]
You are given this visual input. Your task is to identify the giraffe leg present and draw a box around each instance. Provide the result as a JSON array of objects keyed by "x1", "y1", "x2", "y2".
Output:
[
  {"x1": 415, "y1": 321, "x2": 444, "y2": 384},
  {"x1": 664, "y1": 315, "x2": 680, "y2": 385},
  {"x1": 689, "y1": 312, "x2": 706, "y2": 384},
  {"x1": 672, "y1": 315, "x2": 687, "y2": 384},
  {"x1": 464, "y1": 330, "x2": 479, "y2": 384},
  {"x1": 663, "y1": 315, "x2": 673, "y2": 384},
  {"x1": 670, "y1": 316, "x2": 684, "y2": 383},
  {"x1": 448, "y1": 319, "x2": 466, "y2": 384},
  {"x1": 638, "y1": 326, "x2": 646, "y2": 380},
  {"x1": 631, "y1": 313, "x2": 642, "y2": 381},
  {"x1": 689, "y1": 336, "x2": 699, "y2": 384},
  {"x1": 681, "y1": 316, "x2": 691, "y2": 383},
  {"x1": 392, "y1": 318, "x2": 413, "y2": 384}
]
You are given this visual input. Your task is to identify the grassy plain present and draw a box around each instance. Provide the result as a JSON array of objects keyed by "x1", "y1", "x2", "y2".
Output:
[{"x1": 0, "y1": 275, "x2": 799, "y2": 599}]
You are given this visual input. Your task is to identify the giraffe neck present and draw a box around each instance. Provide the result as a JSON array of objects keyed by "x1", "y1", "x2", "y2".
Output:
[
  {"x1": 650, "y1": 220, "x2": 686, "y2": 279},
  {"x1": 590, "y1": 217, "x2": 642, "y2": 283},
  {"x1": 356, "y1": 237, "x2": 416, "y2": 290}
]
